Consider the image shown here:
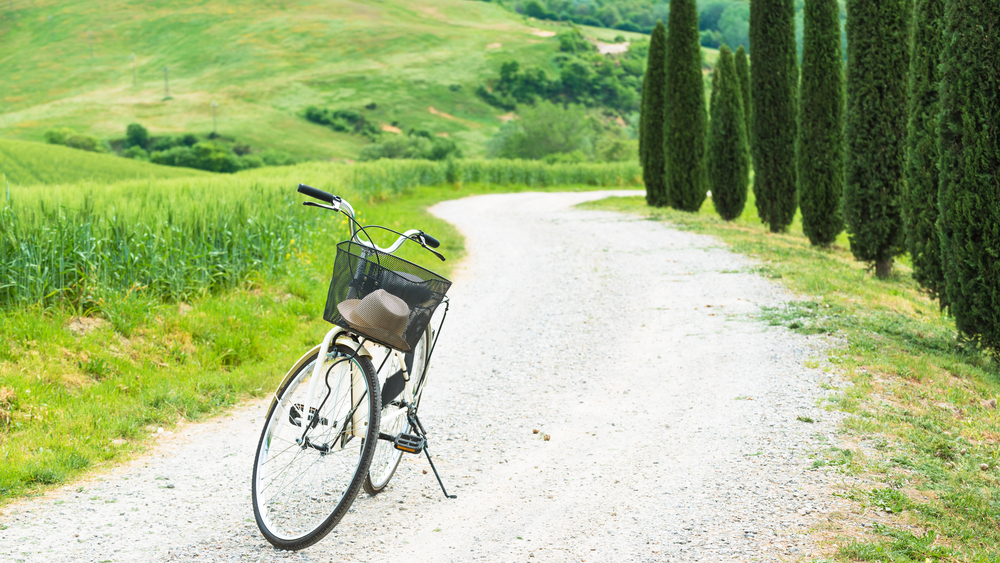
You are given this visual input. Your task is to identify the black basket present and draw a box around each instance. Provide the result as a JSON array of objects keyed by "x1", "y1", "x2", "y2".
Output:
[{"x1": 324, "y1": 240, "x2": 452, "y2": 352}]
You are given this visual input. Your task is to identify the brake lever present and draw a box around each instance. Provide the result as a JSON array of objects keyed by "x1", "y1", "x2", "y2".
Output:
[
  {"x1": 303, "y1": 201, "x2": 341, "y2": 212},
  {"x1": 410, "y1": 235, "x2": 446, "y2": 261}
]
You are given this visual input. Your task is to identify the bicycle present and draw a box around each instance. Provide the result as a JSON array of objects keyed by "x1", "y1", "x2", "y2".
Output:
[{"x1": 251, "y1": 184, "x2": 456, "y2": 551}]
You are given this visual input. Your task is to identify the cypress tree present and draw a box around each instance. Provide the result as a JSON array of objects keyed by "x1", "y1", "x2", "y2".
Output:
[
  {"x1": 733, "y1": 45, "x2": 752, "y2": 155},
  {"x1": 938, "y1": 0, "x2": 1000, "y2": 350},
  {"x1": 664, "y1": 0, "x2": 708, "y2": 212},
  {"x1": 843, "y1": 0, "x2": 911, "y2": 278},
  {"x1": 749, "y1": 0, "x2": 798, "y2": 232},
  {"x1": 798, "y1": 0, "x2": 844, "y2": 246},
  {"x1": 904, "y1": 0, "x2": 947, "y2": 306},
  {"x1": 708, "y1": 45, "x2": 750, "y2": 221},
  {"x1": 640, "y1": 21, "x2": 668, "y2": 207}
]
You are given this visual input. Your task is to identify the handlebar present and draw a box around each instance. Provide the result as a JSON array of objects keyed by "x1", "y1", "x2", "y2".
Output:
[{"x1": 297, "y1": 183, "x2": 443, "y2": 259}]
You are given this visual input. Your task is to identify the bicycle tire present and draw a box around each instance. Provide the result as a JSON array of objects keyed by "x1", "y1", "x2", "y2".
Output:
[
  {"x1": 252, "y1": 343, "x2": 380, "y2": 550},
  {"x1": 363, "y1": 327, "x2": 432, "y2": 495}
]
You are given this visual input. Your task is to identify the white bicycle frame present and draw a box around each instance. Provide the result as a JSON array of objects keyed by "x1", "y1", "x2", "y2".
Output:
[{"x1": 298, "y1": 196, "x2": 423, "y2": 447}]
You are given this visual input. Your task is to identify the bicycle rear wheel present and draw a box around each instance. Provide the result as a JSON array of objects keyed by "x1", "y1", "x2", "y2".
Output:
[
  {"x1": 252, "y1": 343, "x2": 380, "y2": 550},
  {"x1": 364, "y1": 327, "x2": 431, "y2": 495}
]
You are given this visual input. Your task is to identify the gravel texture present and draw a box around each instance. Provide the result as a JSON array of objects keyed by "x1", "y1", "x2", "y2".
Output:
[{"x1": 1, "y1": 190, "x2": 851, "y2": 562}]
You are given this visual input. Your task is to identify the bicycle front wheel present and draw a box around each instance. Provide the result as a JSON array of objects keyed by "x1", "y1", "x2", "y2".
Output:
[
  {"x1": 252, "y1": 343, "x2": 380, "y2": 550},
  {"x1": 364, "y1": 327, "x2": 431, "y2": 495}
]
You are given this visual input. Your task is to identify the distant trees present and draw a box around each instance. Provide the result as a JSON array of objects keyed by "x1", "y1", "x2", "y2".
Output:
[
  {"x1": 640, "y1": 21, "x2": 668, "y2": 207},
  {"x1": 476, "y1": 28, "x2": 646, "y2": 116},
  {"x1": 798, "y1": 0, "x2": 844, "y2": 246},
  {"x1": 938, "y1": 0, "x2": 1000, "y2": 349},
  {"x1": 707, "y1": 45, "x2": 749, "y2": 221},
  {"x1": 487, "y1": 102, "x2": 593, "y2": 160},
  {"x1": 749, "y1": 0, "x2": 798, "y2": 232},
  {"x1": 843, "y1": 0, "x2": 911, "y2": 278},
  {"x1": 904, "y1": 0, "x2": 947, "y2": 305},
  {"x1": 125, "y1": 123, "x2": 150, "y2": 149},
  {"x1": 664, "y1": 0, "x2": 708, "y2": 212}
]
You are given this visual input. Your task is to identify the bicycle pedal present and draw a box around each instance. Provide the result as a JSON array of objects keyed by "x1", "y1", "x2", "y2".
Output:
[
  {"x1": 289, "y1": 404, "x2": 328, "y2": 428},
  {"x1": 394, "y1": 433, "x2": 425, "y2": 454}
]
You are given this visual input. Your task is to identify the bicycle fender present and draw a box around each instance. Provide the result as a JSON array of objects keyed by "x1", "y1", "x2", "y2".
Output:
[{"x1": 268, "y1": 334, "x2": 373, "y2": 410}]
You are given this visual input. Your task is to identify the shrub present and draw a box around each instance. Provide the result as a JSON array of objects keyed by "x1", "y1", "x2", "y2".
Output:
[
  {"x1": 122, "y1": 146, "x2": 149, "y2": 161},
  {"x1": 750, "y1": 0, "x2": 799, "y2": 232},
  {"x1": 486, "y1": 102, "x2": 594, "y2": 160}
]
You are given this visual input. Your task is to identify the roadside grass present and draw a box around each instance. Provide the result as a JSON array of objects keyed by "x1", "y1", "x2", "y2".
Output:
[
  {"x1": 580, "y1": 194, "x2": 1000, "y2": 562},
  {"x1": 0, "y1": 180, "x2": 633, "y2": 504}
]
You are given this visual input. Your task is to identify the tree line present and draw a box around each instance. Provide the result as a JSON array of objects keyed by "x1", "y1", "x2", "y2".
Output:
[{"x1": 639, "y1": 0, "x2": 1000, "y2": 354}]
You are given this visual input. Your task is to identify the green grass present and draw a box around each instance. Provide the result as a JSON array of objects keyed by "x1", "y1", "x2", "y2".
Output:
[
  {"x1": 0, "y1": 167, "x2": 637, "y2": 503},
  {"x1": 581, "y1": 193, "x2": 1000, "y2": 562},
  {"x1": 0, "y1": 138, "x2": 206, "y2": 185},
  {"x1": 0, "y1": 0, "x2": 607, "y2": 159}
]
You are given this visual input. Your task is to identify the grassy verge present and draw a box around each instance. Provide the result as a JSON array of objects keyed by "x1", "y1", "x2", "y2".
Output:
[
  {"x1": 580, "y1": 194, "x2": 1000, "y2": 562},
  {"x1": 0, "y1": 181, "x2": 630, "y2": 504}
]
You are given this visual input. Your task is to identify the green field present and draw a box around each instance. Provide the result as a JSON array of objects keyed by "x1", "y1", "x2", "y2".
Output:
[
  {"x1": 0, "y1": 0, "x2": 651, "y2": 160},
  {"x1": 0, "y1": 138, "x2": 207, "y2": 185}
]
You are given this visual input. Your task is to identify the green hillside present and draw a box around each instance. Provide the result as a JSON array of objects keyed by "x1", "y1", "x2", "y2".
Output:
[
  {"x1": 0, "y1": 138, "x2": 207, "y2": 185},
  {"x1": 0, "y1": 0, "x2": 644, "y2": 160}
]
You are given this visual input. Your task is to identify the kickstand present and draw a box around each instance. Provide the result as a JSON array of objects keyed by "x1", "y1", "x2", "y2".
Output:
[{"x1": 410, "y1": 411, "x2": 457, "y2": 499}]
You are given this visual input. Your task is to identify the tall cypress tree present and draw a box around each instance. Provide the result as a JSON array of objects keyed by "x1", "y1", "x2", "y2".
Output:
[
  {"x1": 733, "y1": 45, "x2": 752, "y2": 156},
  {"x1": 798, "y1": 0, "x2": 844, "y2": 246},
  {"x1": 749, "y1": 0, "x2": 798, "y2": 232},
  {"x1": 905, "y1": 0, "x2": 947, "y2": 306},
  {"x1": 938, "y1": 0, "x2": 1000, "y2": 350},
  {"x1": 640, "y1": 22, "x2": 668, "y2": 207},
  {"x1": 844, "y1": 0, "x2": 911, "y2": 278},
  {"x1": 664, "y1": 0, "x2": 708, "y2": 212},
  {"x1": 708, "y1": 45, "x2": 750, "y2": 221}
]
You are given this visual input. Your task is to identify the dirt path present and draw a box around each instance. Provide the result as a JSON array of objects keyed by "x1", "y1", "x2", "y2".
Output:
[{"x1": 1, "y1": 191, "x2": 848, "y2": 562}]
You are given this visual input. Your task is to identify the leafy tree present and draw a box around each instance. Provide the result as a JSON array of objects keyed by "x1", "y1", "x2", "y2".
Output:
[
  {"x1": 904, "y1": 0, "x2": 947, "y2": 306},
  {"x1": 938, "y1": 0, "x2": 1000, "y2": 349},
  {"x1": 750, "y1": 0, "x2": 799, "y2": 232},
  {"x1": 125, "y1": 123, "x2": 149, "y2": 149},
  {"x1": 359, "y1": 131, "x2": 462, "y2": 162},
  {"x1": 733, "y1": 45, "x2": 751, "y2": 153},
  {"x1": 798, "y1": 0, "x2": 844, "y2": 246},
  {"x1": 664, "y1": 0, "x2": 708, "y2": 212},
  {"x1": 640, "y1": 21, "x2": 668, "y2": 207},
  {"x1": 708, "y1": 45, "x2": 750, "y2": 221},
  {"x1": 843, "y1": 0, "x2": 911, "y2": 278},
  {"x1": 486, "y1": 102, "x2": 595, "y2": 160}
]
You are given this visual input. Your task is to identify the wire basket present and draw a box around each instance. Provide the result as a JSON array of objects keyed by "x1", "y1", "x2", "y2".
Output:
[{"x1": 324, "y1": 240, "x2": 452, "y2": 352}]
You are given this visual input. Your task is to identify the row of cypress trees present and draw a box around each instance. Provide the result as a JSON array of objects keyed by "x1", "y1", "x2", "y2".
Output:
[
  {"x1": 638, "y1": 0, "x2": 708, "y2": 214},
  {"x1": 640, "y1": 0, "x2": 1000, "y2": 351}
]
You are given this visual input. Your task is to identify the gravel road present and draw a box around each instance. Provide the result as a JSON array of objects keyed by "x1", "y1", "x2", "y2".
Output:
[{"x1": 1, "y1": 191, "x2": 850, "y2": 562}]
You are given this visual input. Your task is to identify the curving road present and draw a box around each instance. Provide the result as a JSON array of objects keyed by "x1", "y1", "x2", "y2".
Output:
[{"x1": 1, "y1": 191, "x2": 848, "y2": 562}]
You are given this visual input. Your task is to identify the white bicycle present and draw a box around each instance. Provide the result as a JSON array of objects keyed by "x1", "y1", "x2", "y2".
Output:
[{"x1": 251, "y1": 184, "x2": 455, "y2": 551}]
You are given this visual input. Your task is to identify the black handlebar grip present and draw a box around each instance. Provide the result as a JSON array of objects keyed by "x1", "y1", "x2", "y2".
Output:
[
  {"x1": 297, "y1": 183, "x2": 336, "y2": 204},
  {"x1": 422, "y1": 233, "x2": 441, "y2": 248}
]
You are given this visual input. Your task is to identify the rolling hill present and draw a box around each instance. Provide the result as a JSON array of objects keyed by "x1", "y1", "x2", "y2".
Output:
[
  {"x1": 0, "y1": 138, "x2": 207, "y2": 186},
  {"x1": 0, "y1": 0, "x2": 646, "y2": 160}
]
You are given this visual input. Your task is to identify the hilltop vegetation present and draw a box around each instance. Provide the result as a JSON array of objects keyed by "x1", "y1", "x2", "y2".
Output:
[
  {"x1": 0, "y1": 138, "x2": 206, "y2": 186},
  {"x1": 0, "y1": 0, "x2": 646, "y2": 161}
]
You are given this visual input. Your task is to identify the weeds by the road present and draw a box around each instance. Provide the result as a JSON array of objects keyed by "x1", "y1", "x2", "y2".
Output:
[{"x1": 581, "y1": 195, "x2": 1000, "y2": 562}]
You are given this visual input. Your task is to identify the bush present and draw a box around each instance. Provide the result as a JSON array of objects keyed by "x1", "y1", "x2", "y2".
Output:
[
  {"x1": 122, "y1": 146, "x2": 149, "y2": 161},
  {"x1": 125, "y1": 123, "x2": 149, "y2": 149},
  {"x1": 43, "y1": 128, "x2": 105, "y2": 153},
  {"x1": 43, "y1": 128, "x2": 74, "y2": 146},
  {"x1": 358, "y1": 133, "x2": 462, "y2": 162}
]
